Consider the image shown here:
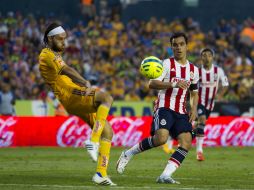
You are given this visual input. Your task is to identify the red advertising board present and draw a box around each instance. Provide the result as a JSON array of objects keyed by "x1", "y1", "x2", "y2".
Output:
[{"x1": 0, "y1": 116, "x2": 253, "y2": 147}]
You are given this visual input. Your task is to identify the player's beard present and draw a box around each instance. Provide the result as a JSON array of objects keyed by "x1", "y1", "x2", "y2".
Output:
[{"x1": 51, "y1": 43, "x2": 64, "y2": 52}]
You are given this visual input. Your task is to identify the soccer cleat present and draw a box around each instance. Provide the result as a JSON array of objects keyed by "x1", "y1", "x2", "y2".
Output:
[
  {"x1": 92, "y1": 172, "x2": 117, "y2": 186},
  {"x1": 162, "y1": 144, "x2": 175, "y2": 154},
  {"x1": 84, "y1": 139, "x2": 99, "y2": 162},
  {"x1": 116, "y1": 151, "x2": 131, "y2": 174},
  {"x1": 156, "y1": 175, "x2": 180, "y2": 184},
  {"x1": 197, "y1": 151, "x2": 205, "y2": 161}
]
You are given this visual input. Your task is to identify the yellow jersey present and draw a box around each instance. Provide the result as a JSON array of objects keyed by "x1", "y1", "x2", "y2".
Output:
[
  {"x1": 39, "y1": 48, "x2": 80, "y2": 100},
  {"x1": 39, "y1": 48, "x2": 97, "y2": 123}
]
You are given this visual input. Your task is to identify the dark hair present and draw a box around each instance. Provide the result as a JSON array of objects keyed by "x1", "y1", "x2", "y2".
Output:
[
  {"x1": 200, "y1": 48, "x2": 214, "y2": 56},
  {"x1": 43, "y1": 22, "x2": 61, "y2": 44},
  {"x1": 170, "y1": 32, "x2": 188, "y2": 45}
]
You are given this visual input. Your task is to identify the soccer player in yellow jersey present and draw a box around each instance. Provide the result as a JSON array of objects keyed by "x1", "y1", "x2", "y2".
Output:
[{"x1": 39, "y1": 23, "x2": 116, "y2": 186}]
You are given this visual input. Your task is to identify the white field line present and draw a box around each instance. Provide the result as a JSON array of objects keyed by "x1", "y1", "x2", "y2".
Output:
[
  {"x1": 0, "y1": 183, "x2": 253, "y2": 190},
  {"x1": 134, "y1": 175, "x2": 253, "y2": 182}
]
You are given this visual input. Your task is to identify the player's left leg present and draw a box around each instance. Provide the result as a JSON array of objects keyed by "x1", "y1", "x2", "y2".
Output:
[
  {"x1": 92, "y1": 121, "x2": 116, "y2": 186},
  {"x1": 157, "y1": 132, "x2": 192, "y2": 184},
  {"x1": 157, "y1": 114, "x2": 193, "y2": 184}
]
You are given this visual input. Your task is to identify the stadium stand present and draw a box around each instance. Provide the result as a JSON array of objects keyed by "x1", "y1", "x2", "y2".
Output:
[{"x1": 0, "y1": 8, "x2": 253, "y2": 102}]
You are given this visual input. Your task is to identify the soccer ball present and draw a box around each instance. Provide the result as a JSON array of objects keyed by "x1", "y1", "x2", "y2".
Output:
[{"x1": 140, "y1": 56, "x2": 163, "y2": 79}]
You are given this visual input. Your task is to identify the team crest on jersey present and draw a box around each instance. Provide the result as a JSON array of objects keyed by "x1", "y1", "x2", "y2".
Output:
[
  {"x1": 198, "y1": 108, "x2": 203, "y2": 114},
  {"x1": 160, "y1": 119, "x2": 167, "y2": 126}
]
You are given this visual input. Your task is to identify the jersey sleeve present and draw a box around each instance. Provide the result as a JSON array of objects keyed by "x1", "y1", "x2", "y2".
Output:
[
  {"x1": 151, "y1": 59, "x2": 170, "y2": 81},
  {"x1": 192, "y1": 66, "x2": 199, "y2": 84},
  {"x1": 218, "y1": 67, "x2": 229, "y2": 87},
  {"x1": 39, "y1": 50, "x2": 66, "y2": 74},
  {"x1": 190, "y1": 66, "x2": 199, "y2": 91}
]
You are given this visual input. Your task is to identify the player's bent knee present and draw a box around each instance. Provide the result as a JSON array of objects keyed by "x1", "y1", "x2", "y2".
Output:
[
  {"x1": 106, "y1": 93, "x2": 114, "y2": 105},
  {"x1": 96, "y1": 90, "x2": 113, "y2": 106}
]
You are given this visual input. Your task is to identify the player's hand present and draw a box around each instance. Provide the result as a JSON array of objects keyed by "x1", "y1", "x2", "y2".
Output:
[
  {"x1": 84, "y1": 87, "x2": 94, "y2": 96},
  {"x1": 176, "y1": 81, "x2": 189, "y2": 90},
  {"x1": 189, "y1": 108, "x2": 197, "y2": 122},
  {"x1": 84, "y1": 81, "x2": 91, "y2": 88}
]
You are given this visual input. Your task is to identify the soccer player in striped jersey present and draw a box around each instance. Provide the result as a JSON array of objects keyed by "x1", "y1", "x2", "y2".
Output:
[
  {"x1": 39, "y1": 23, "x2": 116, "y2": 186},
  {"x1": 116, "y1": 33, "x2": 199, "y2": 184},
  {"x1": 196, "y1": 48, "x2": 229, "y2": 161}
]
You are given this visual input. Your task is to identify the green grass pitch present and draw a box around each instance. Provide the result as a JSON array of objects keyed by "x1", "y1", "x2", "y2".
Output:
[{"x1": 0, "y1": 147, "x2": 253, "y2": 190}]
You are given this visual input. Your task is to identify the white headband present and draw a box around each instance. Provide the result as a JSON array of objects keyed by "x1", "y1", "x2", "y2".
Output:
[{"x1": 47, "y1": 26, "x2": 65, "y2": 36}]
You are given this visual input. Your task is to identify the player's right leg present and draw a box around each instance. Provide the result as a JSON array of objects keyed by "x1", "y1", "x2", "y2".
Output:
[
  {"x1": 116, "y1": 128, "x2": 169, "y2": 174},
  {"x1": 84, "y1": 90, "x2": 113, "y2": 162},
  {"x1": 89, "y1": 90, "x2": 113, "y2": 149}
]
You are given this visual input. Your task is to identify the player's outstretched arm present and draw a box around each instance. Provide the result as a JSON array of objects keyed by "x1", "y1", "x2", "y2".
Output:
[
  {"x1": 149, "y1": 80, "x2": 176, "y2": 90},
  {"x1": 149, "y1": 80, "x2": 189, "y2": 90},
  {"x1": 61, "y1": 65, "x2": 91, "y2": 88}
]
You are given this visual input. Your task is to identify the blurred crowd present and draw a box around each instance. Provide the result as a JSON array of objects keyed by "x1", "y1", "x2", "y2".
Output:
[{"x1": 0, "y1": 12, "x2": 254, "y2": 103}]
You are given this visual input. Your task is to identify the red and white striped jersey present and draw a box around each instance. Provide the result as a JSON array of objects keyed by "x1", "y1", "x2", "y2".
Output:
[
  {"x1": 154, "y1": 57, "x2": 199, "y2": 114},
  {"x1": 198, "y1": 64, "x2": 229, "y2": 111}
]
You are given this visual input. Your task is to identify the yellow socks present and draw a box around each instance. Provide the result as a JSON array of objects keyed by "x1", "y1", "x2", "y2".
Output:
[
  {"x1": 91, "y1": 105, "x2": 110, "y2": 143},
  {"x1": 96, "y1": 139, "x2": 111, "y2": 177},
  {"x1": 90, "y1": 105, "x2": 111, "y2": 177}
]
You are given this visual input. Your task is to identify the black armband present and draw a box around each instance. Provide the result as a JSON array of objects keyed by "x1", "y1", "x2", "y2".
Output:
[{"x1": 189, "y1": 83, "x2": 198, "y2": 91}]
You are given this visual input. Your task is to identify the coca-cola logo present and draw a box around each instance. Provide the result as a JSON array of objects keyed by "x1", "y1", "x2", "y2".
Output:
[
  {"x1": 110, "y1": 117, "x2": 145, "y2": 147},
  {"x1": 205, "y1": 118, "x2": 254, "y2": 146},
  {"x1": 57, "y1": 116, "x2": 91, "y2": 147},
  {"x1": 57, "y1": 116, "x2": 146, "y2": 147},
  {"x1": 0, "y1": 117, "x2": 16, "y2": 147}
]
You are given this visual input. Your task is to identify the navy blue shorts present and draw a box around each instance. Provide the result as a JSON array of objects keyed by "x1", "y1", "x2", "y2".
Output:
[
  {"x1": 197, "y1": 104, "x2": 211, "y2": 118},
  {"x1": 150, "y1": 108, "x2": 193, "y2": 139}
]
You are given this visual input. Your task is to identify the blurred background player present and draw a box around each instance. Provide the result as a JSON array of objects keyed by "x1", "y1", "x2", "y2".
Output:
[
  {"x1": 116, "y1": 33, "x2": 199, "y2": 184},
  {"x1": 39, "y1": 23, "x2": 116, "y2": 186},
  {"x1": 195, "y1": 48, "x2": 229, "y2": 161},
  {"x1": 0, "y1": 82, "x2": 16, "y2": 116}
]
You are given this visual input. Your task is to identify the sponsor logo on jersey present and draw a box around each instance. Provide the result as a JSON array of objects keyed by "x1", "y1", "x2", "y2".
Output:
[{"x1": 171, "y1": 77, "x2": 191, "y2": 86}]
